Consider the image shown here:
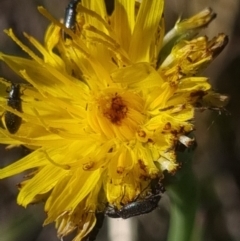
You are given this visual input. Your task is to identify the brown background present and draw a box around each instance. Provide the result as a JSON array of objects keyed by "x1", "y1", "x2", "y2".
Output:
[{"x1": 0, "y1": 0, "x2": 240, "y2": 241}]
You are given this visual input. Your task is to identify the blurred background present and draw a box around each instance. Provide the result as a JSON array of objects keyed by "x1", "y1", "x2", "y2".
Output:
[{"x1": 0, "y1": 0, "x2": 240, "y2": 241}]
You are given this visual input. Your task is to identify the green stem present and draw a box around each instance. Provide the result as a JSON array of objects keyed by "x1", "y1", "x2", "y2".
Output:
[{"x1": 166, "y1": 152, "x2": 199, "y2": 241}]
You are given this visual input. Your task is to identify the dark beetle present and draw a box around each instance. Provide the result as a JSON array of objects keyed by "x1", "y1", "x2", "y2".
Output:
[
  {"x1": 63, "y1": 0, "x2": 81, "y2": 38},
  {"x1": 83, "y1": 212, "x2": 105, "y2": 241},
  {"x1": 105, "y1": 180, "x2": 164, "y2": 219},
  {"x1": 105, "y1": 194, "x2": 161, "y2": 219},
  {"x1": 4, "y1": 84, "x2": 22, "y2": 134}
]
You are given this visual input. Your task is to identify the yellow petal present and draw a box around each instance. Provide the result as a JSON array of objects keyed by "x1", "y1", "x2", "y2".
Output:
[
  {"x1": 129, "y1": 0, "x2": 164, "y2": 62},
  {"x1": 111, "y1": 0, "x2": 135, "y2": 52}
]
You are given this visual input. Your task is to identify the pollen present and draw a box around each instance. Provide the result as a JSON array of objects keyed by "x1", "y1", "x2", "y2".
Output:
[{"x1": 102, "y1": 94, "x2": 128, "y2": 125}]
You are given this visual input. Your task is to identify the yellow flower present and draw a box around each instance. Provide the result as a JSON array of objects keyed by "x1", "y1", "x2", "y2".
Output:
[{"x1": 0, "y1": 1, "x2": 228, "y2": 240}]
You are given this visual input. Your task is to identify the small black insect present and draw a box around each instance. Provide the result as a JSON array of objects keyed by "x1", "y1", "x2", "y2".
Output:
[
  {"x1": 105, "y1": 180, "x2": 164, "y2": 219},
  {"x1": 83, "y1": 212, "x2": 105, "y2": 241},
  {"x1": 3, "y1": 84, "x2": 22, "y2": 134},
  {"x1": 105, "y1": 194, "x2": 161, "y2": 219},
  {"x1": 63, "y1": 0, "x2": 81, "y2": 38}
]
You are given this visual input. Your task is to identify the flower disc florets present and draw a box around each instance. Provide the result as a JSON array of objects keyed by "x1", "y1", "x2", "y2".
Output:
[{"x1": 0, "y1": 1, "x2": 228, "y2": 240}]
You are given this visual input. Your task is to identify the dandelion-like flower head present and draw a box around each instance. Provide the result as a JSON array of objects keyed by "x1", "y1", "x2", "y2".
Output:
[{"x1": 0, "y1": 1, "x2": 228, "y2": 240}]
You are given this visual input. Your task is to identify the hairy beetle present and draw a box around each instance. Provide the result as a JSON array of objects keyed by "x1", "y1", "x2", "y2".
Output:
[
  {"x1": 3, "y1": 84, "x2": 22, "y2": 134},
  {"x1": 63, "y1": 0, "x2": 81, "y2": 38},
  {"x1": 105, "y1": 180, "x2": 164, "y2": 219}
]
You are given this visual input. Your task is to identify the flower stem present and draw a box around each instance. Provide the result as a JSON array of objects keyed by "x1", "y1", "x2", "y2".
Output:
[{"x1": 166, "y1": 151, "x2": 199, "y2": 241}]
